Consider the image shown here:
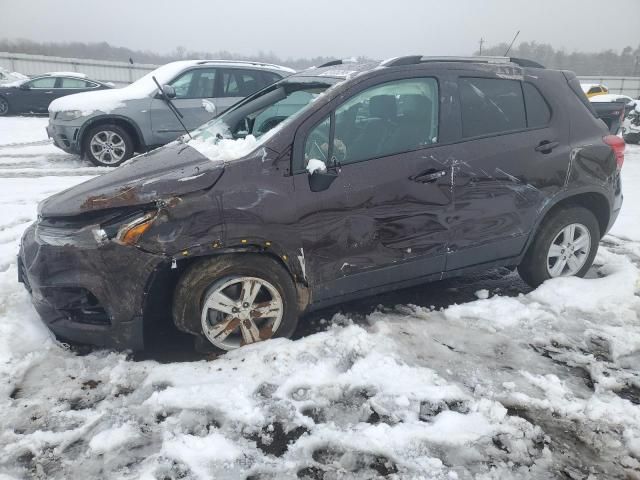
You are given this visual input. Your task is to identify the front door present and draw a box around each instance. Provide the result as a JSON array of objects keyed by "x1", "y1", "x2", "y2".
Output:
[{"x1": 292, "y1": 76, "x2": 453, "y2": 302}]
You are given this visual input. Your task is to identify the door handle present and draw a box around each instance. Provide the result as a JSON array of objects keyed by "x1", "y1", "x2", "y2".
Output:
[
  {"x1": 534, "y1": 140, "x2": 559, "y2": 153},
  {"x1": 44, "y1": 91, "x2": 53, "y2": 94},
  {"x1": 412, "y1": 169, "x2": 447, "y2": 183}
]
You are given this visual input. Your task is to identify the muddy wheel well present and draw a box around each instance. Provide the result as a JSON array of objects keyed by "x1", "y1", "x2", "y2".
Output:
[
  {"x1": 141, "y1": 251, "x2": 310, "y2": 348},
  {"x1": 541, "y1": 192, "x2": 610, "y2": 239},
  {"x1": 81, "y1": 118, "x2": 143, "y2": 153}
]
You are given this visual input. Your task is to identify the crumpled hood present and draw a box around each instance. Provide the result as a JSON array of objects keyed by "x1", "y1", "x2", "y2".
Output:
[{"x1": 38, "y1": 143, "x2": 224, "y2": 218}]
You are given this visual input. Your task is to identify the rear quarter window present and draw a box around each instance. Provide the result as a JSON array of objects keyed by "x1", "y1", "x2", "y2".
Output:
[{"x1": 523, "y1": 83, "x2": 551, "y2": 127}]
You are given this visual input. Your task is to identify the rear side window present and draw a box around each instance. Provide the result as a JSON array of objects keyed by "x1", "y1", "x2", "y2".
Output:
[
  {"x1": 60, "y1": 78, "x2": 94, "y2": 88},
  {"x1": 220, "y1": 69, "x2": 266, "y2": 97},
  {"x1": 459, "y1": 77, "x2": 526, "y2": 138},
  {"x1": 523, "y1": 83, "x2": 551, "y2": 127}
]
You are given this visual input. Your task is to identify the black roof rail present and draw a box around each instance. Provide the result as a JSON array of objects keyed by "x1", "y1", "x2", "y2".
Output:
[
  {"x1": 317, "y1": 59, "x2": 343, "y2": 68},
  {"x1": 381, "y1": 55, "x2": 545, "y2": 69}
]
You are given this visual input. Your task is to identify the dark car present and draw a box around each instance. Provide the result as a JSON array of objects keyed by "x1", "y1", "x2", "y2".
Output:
[
  {"x1": 19, "y1": 56, "x2": 625, "y2": 353},
  {"x1": 0, "y1": 73, "x2": 112, "y2": 116}
]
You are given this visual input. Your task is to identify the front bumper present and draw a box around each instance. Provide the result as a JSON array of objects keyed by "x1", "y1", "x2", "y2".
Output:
[
  {"x1": 47, "y1": 119, "x2": 82, "y2": 154},
  {"x1": 18, "y1": 223, "x2": 168, "y2": 350}
]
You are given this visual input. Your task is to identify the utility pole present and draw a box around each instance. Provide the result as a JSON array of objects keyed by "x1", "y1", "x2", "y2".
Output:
[{"x1": 479, "y1": 37, "x2": 485, "y2": 56}]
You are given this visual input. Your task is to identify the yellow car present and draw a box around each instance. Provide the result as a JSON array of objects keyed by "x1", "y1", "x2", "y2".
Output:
[{"x1": 581, "y1": 83, "x2": 609, "y2": 98}]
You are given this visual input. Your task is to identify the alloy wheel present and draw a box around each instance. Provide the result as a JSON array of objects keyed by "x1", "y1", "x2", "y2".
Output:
[
  {"x1": 89, "y1": 130, "x2": 126, "y2": 165},
  {"x1": 546, "y1": 223, "x2": 591, "y2": 277},
  {"x1": 200, "y1": 276, "x2": 284, "y2": 350}
]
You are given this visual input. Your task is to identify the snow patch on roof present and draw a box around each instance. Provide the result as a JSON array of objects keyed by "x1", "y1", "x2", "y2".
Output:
[{"x1": 45, "y1": 71, "x2": 89, "y2": 78}]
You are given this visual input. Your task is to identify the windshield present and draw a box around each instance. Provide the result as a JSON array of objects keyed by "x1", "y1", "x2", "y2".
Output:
[{"x1": 189, "y1": 77, "x2": 341, "y2": 146}]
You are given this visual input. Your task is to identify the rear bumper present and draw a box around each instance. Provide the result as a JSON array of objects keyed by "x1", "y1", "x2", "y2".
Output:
[
  {"x1": 47, "y1": 121, "x2": 81, "y2": 154},
  {"x1": 18, "y1": 223, "x2": 168, "y2": 350}
]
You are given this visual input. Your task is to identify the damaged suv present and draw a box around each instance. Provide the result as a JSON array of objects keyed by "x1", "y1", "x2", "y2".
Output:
[{"x1": 19, "y1": 56, "x2": 624, "y2": 353}]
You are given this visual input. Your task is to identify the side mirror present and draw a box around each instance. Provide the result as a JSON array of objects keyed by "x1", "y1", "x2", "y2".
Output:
[
  {"x1": 307, "y1": 159, "x2": 338, "y2": 192},
  {"x1": 161, "y1": 84, "x2": 176, "y2": 99},
  {"x1": 19, "y1": 83, "x2": 30, "y2": 90}
]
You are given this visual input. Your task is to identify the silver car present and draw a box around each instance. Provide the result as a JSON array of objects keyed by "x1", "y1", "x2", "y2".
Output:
[{"x1": 47, "y1": 60, "x2": 294, "y2": 166}]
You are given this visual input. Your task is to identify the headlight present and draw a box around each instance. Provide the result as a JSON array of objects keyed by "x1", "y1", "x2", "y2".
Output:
[
  {"x1": 57, "y1": 110, "x2": 84, "y2": 121},
  {"x1": 114, "y1": 212, "x2": 157, "y2": 246}
]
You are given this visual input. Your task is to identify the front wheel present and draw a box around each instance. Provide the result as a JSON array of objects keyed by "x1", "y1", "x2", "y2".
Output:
[
  {"x1": 83, "y1": 124, "x2": 134, "y2": 167},
  {"x1": 518, "y1": 206, "x2": 600, "y2": 288},
  {"x1": 0, "y1": 97, "x2": 9, "y2": 116},
  {"x1": 172, "y1": 254, "x2": 299, "y2": 354}
]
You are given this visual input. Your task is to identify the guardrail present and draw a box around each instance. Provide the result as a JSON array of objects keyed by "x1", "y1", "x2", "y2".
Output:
[
  {"x1": 0, "y1": 52, "x2": 158, "y2": 87},
  {"x1": 577, "y1": 76, "x2": 640, "y2": 99}
]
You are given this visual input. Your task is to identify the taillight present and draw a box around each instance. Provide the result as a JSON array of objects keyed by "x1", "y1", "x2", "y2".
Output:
[{"x1": 603, "y1": 135, "x2": 625, "y2": 170}]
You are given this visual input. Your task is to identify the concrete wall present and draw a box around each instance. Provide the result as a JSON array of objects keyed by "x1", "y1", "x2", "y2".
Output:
[{"x1": 0, "y1": 52, "x2": 158, "y2": 87}]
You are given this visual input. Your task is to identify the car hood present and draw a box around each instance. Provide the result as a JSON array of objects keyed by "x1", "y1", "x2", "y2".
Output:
[
  {"x1": 38, "y1": 142, "x2": 224, "y2": 218},
  {"x1": 48, "y1": 87, "x2": 146, "y2": 115}
]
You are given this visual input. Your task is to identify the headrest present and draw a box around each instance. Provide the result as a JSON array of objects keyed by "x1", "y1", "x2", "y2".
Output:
[
  {"x1": 369, "y1": 95, "x2": 397, "y2": 120},
  {"x1": 400, "y1": 94, "x2": 433, "y2": 119}
]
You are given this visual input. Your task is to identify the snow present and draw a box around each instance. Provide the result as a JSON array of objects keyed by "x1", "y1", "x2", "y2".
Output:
[
  {"x1": 1, "y1": 116, "x2": 640, "y2": 478},
  {"x1": 306, "y1": 158, "x2": 327, "y2": 174},
  {"x1": 48, "y1": 60, "x2": 201, "y2": 115},
  {"x1": 44, "y1": 72, "x2": 88, "y2": 79},
  {"x1": 590, "y1": 94, "x2": 635, "y2": 104}
]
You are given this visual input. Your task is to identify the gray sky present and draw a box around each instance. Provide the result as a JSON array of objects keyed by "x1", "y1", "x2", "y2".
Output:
[{"x1": 1, "y1": 0, "x2": 638, "y2": 59}]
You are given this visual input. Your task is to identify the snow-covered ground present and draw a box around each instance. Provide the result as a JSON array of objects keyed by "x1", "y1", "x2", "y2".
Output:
[{"x1": 1, "y1": 117, "x2": 640, "y2": 479}]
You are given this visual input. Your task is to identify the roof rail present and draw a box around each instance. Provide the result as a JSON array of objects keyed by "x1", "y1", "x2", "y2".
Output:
[
  {"x1": 381, "y1": 55, "x2": 545, "y2": 69},
  {"x1": 317, "y1": 59, "x2": 343, "y2": 68}
]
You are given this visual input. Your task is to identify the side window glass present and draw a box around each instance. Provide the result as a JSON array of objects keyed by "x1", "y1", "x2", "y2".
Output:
[
  {"x1": 221, "y1": 70, "x2": 266, "y2": 97},
  {"x1": 332, "y1": 78, "x2": 439, "y2": 165},
  {"x1": 61, "y1": 77, "x2": 89, "y2": 88},
  {"x1": 170, "y1": 69, "x2": 216, "y2": 99},
  {"x1": 459, "y1": 77, "x2": 526, "y2": 137},
  {"x1": 304, "y1": 117, "x2": 331, "y2": 167},
  {"x1": 523, "y1": 83, "x2": 551, "y2": 128},
  {"x1": 262, "y1": 72, "x2": 281, "y2": 88},
  {"x1": 28, "y1": 77, "x2": 57, "y2": 89}
]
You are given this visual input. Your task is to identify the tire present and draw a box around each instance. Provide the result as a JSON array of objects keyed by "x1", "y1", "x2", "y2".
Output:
[
  {"x1": 0, "y1": 97, "x2": 9, "y2": 116},
  {"x1": 623, "y1": 133, "x2": 640, "y2": 145},
  {"x1": 518, "y1": 206, "x2": 600, "y2": 288},
  {"x1": 172, "y1": 254, "x2": 299, "y2": 354},
  {"x1": 83, "y1": 123, "x2": 134, "y2": 167}
]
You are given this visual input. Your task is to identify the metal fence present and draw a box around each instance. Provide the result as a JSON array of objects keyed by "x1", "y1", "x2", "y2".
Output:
[
  {"x1": 577, "y1": 76, "x2": 640, "y2": 99},
  {"x1": 0, "y1": 52, "x2": 158, "y2": 87},
  {"x1": 2, "y1": 52, "x2": 640, "y2": 98}
]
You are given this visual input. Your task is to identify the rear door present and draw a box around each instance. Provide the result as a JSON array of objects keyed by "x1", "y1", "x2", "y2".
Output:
[
  {"x1": 292, "y1": 74, "x2": 455, "y2": 302},
  {"x1": 445, "y1": 73, "x2": 569, "y2": 271},
  {"x1": 149, "y1": 67, "x2": 219, "y2": 144},
  {"x1": 215, "y1": 68, "x2": 277, "y2": 113}
]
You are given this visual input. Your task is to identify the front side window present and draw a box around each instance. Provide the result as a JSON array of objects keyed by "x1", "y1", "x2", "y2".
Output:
[
  {"x1": 169, "y1": 68, "x2": 217, "y2": 99},
  {"x1": 459, "y1": 77, "x2": 526, "y2": 138},
  {"x1": 304, "y1": 77, "x2": 439, "y2": 168},
  {"x1": 27, "y1": 77, "x2": 57, "y2": 89}
]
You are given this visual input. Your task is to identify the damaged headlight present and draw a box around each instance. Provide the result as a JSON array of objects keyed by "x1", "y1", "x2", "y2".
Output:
[
  {"x1": 57, "y1": 110, "x2": 84, "y2": 121},
  {"x1": 112, "y1": 211, "x2": 157, "y2": 246},
  {"x1": 37, "y1": 210, "x2": 157, "y2": 247}
]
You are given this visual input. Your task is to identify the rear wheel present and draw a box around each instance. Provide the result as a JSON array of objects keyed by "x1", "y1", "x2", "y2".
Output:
[
  {"x1": 0, "y1": 97, "x2": 9, "y2": 116},
  {"x1": 83, "y1": 124, "x2": 134, "y2": 167},
  {"x1": 518, "y1": 206, "x2": 600, "y2": 287},
  {"x1": 173, "y1": 254, "x2": 299, "y2": 354}
]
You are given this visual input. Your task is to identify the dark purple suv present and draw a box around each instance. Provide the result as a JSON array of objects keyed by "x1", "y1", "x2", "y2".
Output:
[{"x1": 19, "y1": 56, "x2": 625, "y2": 353}]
